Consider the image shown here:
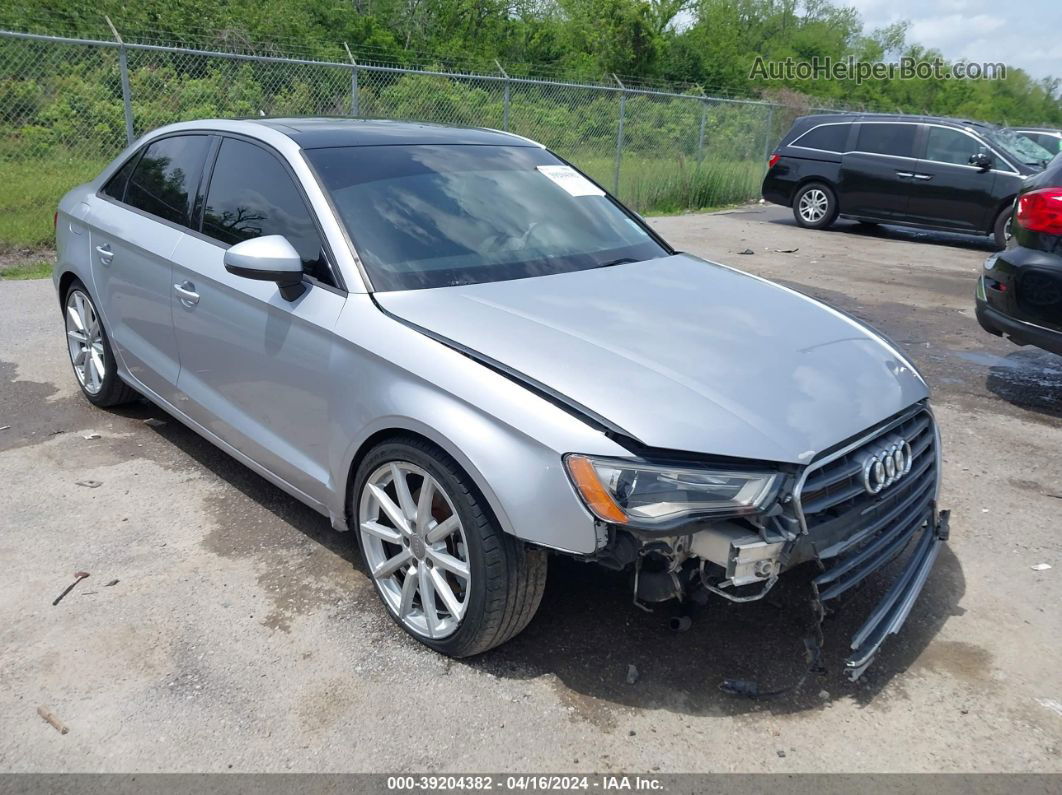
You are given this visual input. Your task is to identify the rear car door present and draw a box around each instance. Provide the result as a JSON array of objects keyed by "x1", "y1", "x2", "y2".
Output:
[
  {"x1": 840, "y1": 122, "x2": 920, "y2": 220},
  {"x1": 168, "y1": 136, "x2": 345, "y2": 503},
  {"x1": 906, "y1": 125, "x2": 999, "y2": 232},
  {"x1": 88, "y1": 134, "x2": 211, "y2": 402}
]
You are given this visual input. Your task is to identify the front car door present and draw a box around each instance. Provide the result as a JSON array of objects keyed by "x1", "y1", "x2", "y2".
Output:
[
  {"x1": 87, "y1": 134, "x2": 212, "y2": 403},
  {"x1": 168, "y1": 136, "x2": 346, "y2": 504},
  {"x1": 905, "y1": 125, "x2": 1002, "y2": 232},
  {"x1": 839, "y1": 121, "x2": 920, "y2": 220}
]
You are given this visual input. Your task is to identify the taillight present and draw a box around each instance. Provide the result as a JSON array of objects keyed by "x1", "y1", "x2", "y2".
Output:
[
  {"x1": 768, "y1": 153, "x2": 780, "y2": 170},
  {"x1": 1016, "y1": 187, "x2": 1062, "y2": 235}
]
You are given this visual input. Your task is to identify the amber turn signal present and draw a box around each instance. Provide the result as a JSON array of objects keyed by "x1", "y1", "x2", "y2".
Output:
[{"x1": 565, "y1": 455, "x2": 628, "y2": 524}]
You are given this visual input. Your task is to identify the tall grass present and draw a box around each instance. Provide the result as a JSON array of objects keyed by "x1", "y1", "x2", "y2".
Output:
[
  {"x1": 574, "y1": 155, "x2": 763, "y2": 214},
  {"x1": 0, "y1": 149, "x2": 762, "y2": 251},
  {"x1": 0, "y1": 152, "x2": 106, "y2": 251}
]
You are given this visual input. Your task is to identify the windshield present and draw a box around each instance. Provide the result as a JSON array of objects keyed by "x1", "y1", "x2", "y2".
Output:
[
  {"x1": 306, "y1": 145, "x2": 668, "y2": 291},
  {"x1": 987, "y1": 127, "x2": 1052, "y2": 166}
]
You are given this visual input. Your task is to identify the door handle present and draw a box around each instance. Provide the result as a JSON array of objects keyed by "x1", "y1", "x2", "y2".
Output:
[
  {"x1": 913, "y1": 174, "x2": 934, "y2": 181},
  {"x1": 895, "y1": 171, "x2": 913, "y2": 179},
  {"x1": 95, "y1": 244, "x2": 114, "y2": 265},
  {"x1": 174, "y1": 281, "x2": 200, "y2": 306}
]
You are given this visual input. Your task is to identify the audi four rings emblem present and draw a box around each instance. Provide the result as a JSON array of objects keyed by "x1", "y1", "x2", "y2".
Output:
[{"x1": 861, "y1": 439, "x2": 913, "y2": 495}]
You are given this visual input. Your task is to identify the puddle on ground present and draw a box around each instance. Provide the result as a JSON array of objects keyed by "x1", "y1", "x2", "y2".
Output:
[{"x1": 952, "y1": 349, "x2": 1062, "y2": 390}]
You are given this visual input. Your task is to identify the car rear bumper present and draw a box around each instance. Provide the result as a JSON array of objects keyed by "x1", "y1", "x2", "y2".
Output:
[
  {"x1": 761, "y1": 172, "x2": 794, "y2": 207},
  {"x1": 976, "y1": 294, "x2": 1062, "y2": 356}
]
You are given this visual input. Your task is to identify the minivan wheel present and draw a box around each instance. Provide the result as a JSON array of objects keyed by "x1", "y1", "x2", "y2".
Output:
[
  {"x1": 793, "y1": 183, "x2": 838, "y2": 229},
  {"x1": 353, "y1": 436, "x2": 547, "y2": 657},
  {"x1": 63, "y1": 279, "x2": 138, "y2": 407},
  {"x1": 992, "y1": 207, "x2": 1013, "y2": 250}
]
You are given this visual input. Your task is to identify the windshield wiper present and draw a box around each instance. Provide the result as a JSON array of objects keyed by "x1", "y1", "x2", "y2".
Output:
[{"x1": 596, "y1": 257, "x2": 640, "y2": 269}]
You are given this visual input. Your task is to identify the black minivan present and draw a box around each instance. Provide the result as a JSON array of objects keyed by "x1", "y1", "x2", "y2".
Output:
[{"x1": 762, "y1": 113, "x2": 1051, "y2": 248}]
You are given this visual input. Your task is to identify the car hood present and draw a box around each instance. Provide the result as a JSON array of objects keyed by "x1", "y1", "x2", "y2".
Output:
[{"x1": 376, "y1": 254, "x2": 928, "y2": 464}]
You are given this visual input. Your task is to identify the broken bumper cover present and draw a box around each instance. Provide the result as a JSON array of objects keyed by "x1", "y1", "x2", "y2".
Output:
[{"x1": 814, "y1": 508, "x2": 949, "y2": 681}]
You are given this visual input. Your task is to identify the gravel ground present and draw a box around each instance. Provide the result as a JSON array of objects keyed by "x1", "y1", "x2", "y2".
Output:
[{"x1": 0, "y1": 204, "x2": 1060, "y2": 773}]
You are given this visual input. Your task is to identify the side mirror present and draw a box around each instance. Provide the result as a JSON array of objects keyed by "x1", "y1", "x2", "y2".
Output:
[
  {"x1": 969, "y1": 152, "x2": 993, "y2": 172},
  {"x1": 224, "y1": 235, "x2": 306, "y2": 301}
]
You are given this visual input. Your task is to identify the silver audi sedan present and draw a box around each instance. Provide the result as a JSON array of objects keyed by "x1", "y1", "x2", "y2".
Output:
[{"x1": 55, "y1": 118, "x2": 948, "y2": 678}]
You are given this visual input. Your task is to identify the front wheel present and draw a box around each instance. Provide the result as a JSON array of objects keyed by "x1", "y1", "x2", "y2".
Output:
[
  {"x1": 793, "y1": 182, "x2": 839, "y2": 230},
  {"x1": 353, "y1": 436, "x2": 546, "y2": 657}
]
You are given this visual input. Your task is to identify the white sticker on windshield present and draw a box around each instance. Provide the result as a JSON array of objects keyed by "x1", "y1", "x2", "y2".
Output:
[{"x1": 535, "y1": 165, "x2": 606, "y2": 197}]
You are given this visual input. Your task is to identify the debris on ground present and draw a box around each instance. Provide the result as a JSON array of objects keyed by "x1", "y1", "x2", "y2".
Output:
[
  {"x1": 52, "y1": 571, "x2": 89, "y2": 606},
  {"x1": 626, "y1": 664, "x2": 640, "y2": 684},
  {"x1": 37, "y1": 705, "x2": 68, "y2": 734},
  {"x1": 818, "y1": 690, "x2": 830, "y2": 701},
  {"x1": 75, "y1": 480, "x2": 101, "y2": 489},
  {"x1": 738, "y1": 248, "x2": 755, "y2": 255},
  {"x1": 773, "y1": 248, "x2": 799, "y2": 254},
  {"x1": 81, "y1": 432, "x2": 100, "y2": 440},
  {"x1": 143, "y1": 418, "x2": 167, "y2": 428},
  {"x1": 1031, "y1": 563, "x2": 1052, "y2": 571},
  {"x1": 0, "y1": 425, "x2": 10, "y2": 431},
  {"x1": 105, "y1": 579, "x2": 119, "y2": 587},
  {"x1": 777, "y1": 749, "x2": 786, "y2": 758}
]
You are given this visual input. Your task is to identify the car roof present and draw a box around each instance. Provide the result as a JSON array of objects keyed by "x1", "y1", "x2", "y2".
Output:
[{"x1": 248, "y1": 117, "x2": 538, "y2": 149}]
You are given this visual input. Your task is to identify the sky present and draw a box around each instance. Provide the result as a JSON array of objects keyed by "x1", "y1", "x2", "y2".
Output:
[{"x1": 844, "y1": 0, "x2": 1062, "y2": 81}]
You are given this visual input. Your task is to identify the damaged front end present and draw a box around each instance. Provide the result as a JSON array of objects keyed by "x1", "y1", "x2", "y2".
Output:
[{"x1": 572, "y1": 402, "x2": 947, "y2": 683}]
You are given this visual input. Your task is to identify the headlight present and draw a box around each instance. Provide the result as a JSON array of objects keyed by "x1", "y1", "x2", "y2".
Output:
[{"x1": 564, "y1": 454, "x2": 781, "y2": 528}]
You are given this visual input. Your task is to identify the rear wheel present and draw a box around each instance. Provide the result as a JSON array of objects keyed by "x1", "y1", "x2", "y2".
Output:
[
  {"x1": 63, "y1": 279, "x2": 138, "y2": 407},
  {"x1": 353, "y1": 436, "x2": 546, "y2": 657},
  {"x1": 992, "y1": 206, "x2": 1013, "y2": 250},
  {"x1": 793, "y1": 183, "x2": 838, "y2": 229}
]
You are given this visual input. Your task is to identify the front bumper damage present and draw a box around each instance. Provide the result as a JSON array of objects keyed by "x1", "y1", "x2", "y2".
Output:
[
  {"x1": 812, "y1": 507, "x2": 949, "y2": 681},
  {"x1": 610, "y1": 404, "x2": 948, "y2": 688}
]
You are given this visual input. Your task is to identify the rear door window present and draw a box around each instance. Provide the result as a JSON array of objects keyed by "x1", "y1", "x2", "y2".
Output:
[
  {"x1": 924, "y1": 127, "x2": 985, "y2": 166},
  {"x1": 124, "y1": 135, "x2": 211, "y2": 226},
  {"x1": 855, "y1": 123, "x2": 917, "y2": 158},
  {"x1": 794, "y1": 123, "x2": 850, "y2": 152},
  {"x1": 202, "y1": 137, "x2": 333, "y2": 286}
]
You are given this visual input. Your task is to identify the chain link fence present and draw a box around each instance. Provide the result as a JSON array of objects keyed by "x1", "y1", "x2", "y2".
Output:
[{"x1": 0, "y1": 28, "x2": 795, "y2": 249}]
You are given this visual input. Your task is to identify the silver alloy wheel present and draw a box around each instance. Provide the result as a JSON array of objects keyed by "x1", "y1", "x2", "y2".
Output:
[
  {"x1": 65, "y1": 289, "x2": 105, "y2": 395},
  {"x1": 358, "y1": 461, "x2": 471, "y2": 639},
  {"x1": 798, "y1": 188, "x2": 829, "y2": 223}
]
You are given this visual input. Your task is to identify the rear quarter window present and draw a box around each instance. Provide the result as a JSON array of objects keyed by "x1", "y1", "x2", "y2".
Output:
[
  {"x1": 101, "y1": 152, "x2": 140, "y2": 202},
  {"x1": 793, "y1": 123, "x2": 850, "y2": 152}
]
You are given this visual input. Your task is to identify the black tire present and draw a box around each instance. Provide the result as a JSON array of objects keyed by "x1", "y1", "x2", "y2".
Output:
[
  {"x1": 792, "y1": 182, "x2": 839, "y2": 230},
  {"x1": 992, "y1": 206, "x2": 1013, "y2": 250},
  {"x1": 63, "y1": 279, "x2": 139, "y2": 408},
  {"x1": 352, "y1": 435, "x2": 547, "y2": 657}
]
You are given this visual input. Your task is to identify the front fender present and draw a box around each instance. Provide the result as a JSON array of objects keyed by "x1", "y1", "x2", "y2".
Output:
[{"x1": 327, "y1": 295, "x2": 629, "y2": 555}]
